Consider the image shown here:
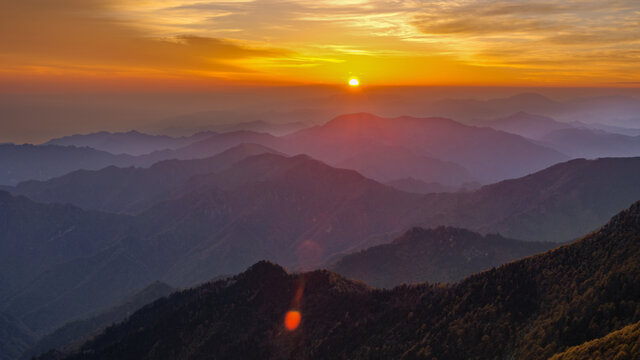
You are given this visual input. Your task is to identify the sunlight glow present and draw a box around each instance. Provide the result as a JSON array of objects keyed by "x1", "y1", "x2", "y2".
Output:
[{"x1": 349, "y1": 78, "x2": 359, "y2": 86}]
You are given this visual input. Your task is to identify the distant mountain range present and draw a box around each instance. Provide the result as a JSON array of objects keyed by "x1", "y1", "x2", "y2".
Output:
[
  {"x1": 44, "y1": 131, "x2": 214, "y2": 156},
  {"x1": 1, "y1": 113, "x2": 572, "y2": 187},
  {"x1": 36, "y1": 200, "x2": 640, "y2": 360},
  {"x1": 0, "y1": 144, "x2": 137, "y2": 186},
  {"x1": 10, "y1": 144, "x2": 280, "y2": 214},
  {"x1": 10, "y1": 151, "x2": 640, "y2": 245},
  {"x1": 330, "y1": 226, "x2": 556, "y2": 288},
  {"x1": 486, "y1": 112, "x2": 573, "y2": 139},
  {"x1": 427, "y1": 93, "x2": 640, "y2": 127},
  {"x1": 417, "y1": 157, "x2": 640, "y2": 242},
  {"x1": 280, "y1": 113, "x2": 567, "y2": 183},
  {"x1": 486, "y1": 111, "x2": 640, "y2": 158}
]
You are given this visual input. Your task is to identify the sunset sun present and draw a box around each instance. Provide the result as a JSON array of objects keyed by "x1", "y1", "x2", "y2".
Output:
[{"x1": 348, "y1": 78, "x2": 359, "y2": 87}]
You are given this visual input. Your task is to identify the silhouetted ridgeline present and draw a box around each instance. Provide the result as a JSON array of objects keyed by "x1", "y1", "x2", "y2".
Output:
[
  {"x1": 38, "y1": 201, "x2": 640, "y2": 360},
  {"x1": 19, "y1": 282, "x2": 175, "y2": 360},
  {"x1": 330, "y1": 226, "x2": 556, "y2": 288}
]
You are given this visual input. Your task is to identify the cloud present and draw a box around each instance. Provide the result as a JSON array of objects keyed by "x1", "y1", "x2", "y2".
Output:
[
  {"x1": 409, "y1": 0, "x2": 640, "y2": 80},
  {"x1": 0, "y1": 0, "x2": 292, "y2": 82},
  {"x1": 1, "y1": 0, "x2": 639, "y2": 87}
]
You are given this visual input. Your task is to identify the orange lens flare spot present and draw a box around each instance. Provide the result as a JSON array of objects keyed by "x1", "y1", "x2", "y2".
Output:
[{"x1": 284, "y1": 310, "x2": 301, "y2": 331}]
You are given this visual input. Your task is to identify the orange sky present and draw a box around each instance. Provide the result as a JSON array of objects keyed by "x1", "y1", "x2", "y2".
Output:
[{"x1": 1, "y1": 0, "x2": 639, "y2": 90}]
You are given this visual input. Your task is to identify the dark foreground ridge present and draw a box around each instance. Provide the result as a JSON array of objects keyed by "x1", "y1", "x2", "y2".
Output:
[{"x1": 39, "y1": 201, "x2": 640, "y2": 360}]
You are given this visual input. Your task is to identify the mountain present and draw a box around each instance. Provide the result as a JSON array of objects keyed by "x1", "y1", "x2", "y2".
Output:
[
  {"x1": 422, "y1": 157, "x2": 640, "y2": 242},
  {"x1": 0, "y1": 131, "x2": 284, "y2": 186},
  {"x1": 485, "y1": 113, "x2": 640, "y2": 158},
  {"x1": 283, "y1": 113, "x2": 568, "y2": 183},
  {"x1": 13, "y1": 153, "x2": 640, "y2": 246},
  {"x1": 385, "y1": 178, "x2": 459, "y2": 194},
  {"x1": 0, "y1": 313, "x2": 33, "y2": 360},
  {"x1": 539, "y1": 128, "x2": 640, "y2": 158},
  {"x1": 212, "y1": 120, "x2": 309, "y2": 136},
  {"x1": 0, "y1": 192, "x2": 147, "y2": 336},
  {"x1": 11, "y1": 143, "x2": 280, "y2": 213},
  {"x1": 486, "y1": 112, "x2": 574, "y2": 139},
  {"x1": 5, "y1": 154, "x2": 640, "y2": 341},
  {"x1": 548, "y1": 321, "x2": 640, "y2": 360},
  {"x1": 0, "y1": 153, "x2": 421, "y2": 336},
  {"x1": 20, "y1": 282, "x2": 175, "y2": 360},
  {"x1": 570, "y1": 121, "x2": 640, "y2": 136},
  {"x1": 135, "y1": 153, "x2": 422, "y2": 284},
  {"x1": 44, "y1": 131, "x2": 214, "y2": 156},
  {"x1": 427, "y1": 93, "x2": 640, "y2": 129},
  {"x1": 562, "y1": 95, "x2": 640, "y2": 127},
  {"x1": 337, "y1": 146, "x2": 474, "y2": 186},
  {"x1": 39, "y1": 201, "x2": 640, "y2": 360},
  {"x1": 0, "y1": 144, "x2": 137, "y2": 186},
  {"x1": 330, "y1": 226, "x2": 556, "y2": 288},
  {"x1": 427, "y1": 93, "x2": 565, "y2": 123},
  {"x1": 143, "y1": 131, "x2": 282, "y2": 163},
  {"x1": 0, "y1": 113, "x2": 568, "y2": 188}
]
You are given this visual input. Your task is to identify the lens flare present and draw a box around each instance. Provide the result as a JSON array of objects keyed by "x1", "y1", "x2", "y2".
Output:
[{"x1": 284, "y1": 310, "x2": 301, "y2": 331}]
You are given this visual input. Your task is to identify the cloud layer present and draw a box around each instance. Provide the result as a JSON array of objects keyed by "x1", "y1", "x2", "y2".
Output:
[{"x1": 1, "y1": 0, "x2": 639, "y2": 87}]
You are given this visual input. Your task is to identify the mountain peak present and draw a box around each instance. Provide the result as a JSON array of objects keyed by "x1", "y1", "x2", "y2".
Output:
[
  {"x1": 600, "y1": 200, "x2": 640, "y2": 235},
  {"x1": 240, "y1": 260, "x2": 289, "y2": 280}
]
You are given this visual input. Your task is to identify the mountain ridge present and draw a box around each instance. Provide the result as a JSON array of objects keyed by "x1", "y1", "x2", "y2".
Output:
[{"x1": 37, "y1": 199, "x2": 640, "y2": 360}]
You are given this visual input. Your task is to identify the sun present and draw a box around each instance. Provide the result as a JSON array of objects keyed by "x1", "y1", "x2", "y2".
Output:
[{"x1": 348, "y1": 78, "x2": 359, "y2": 87}]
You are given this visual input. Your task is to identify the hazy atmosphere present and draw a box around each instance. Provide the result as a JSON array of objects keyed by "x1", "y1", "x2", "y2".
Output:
[{"x1": 1, "y1": 1, "x2": 640, "y2": 360}]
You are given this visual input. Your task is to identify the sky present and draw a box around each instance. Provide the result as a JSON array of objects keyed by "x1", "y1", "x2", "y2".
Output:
[{"x1": 1, "y1": 0, "x2": 640, "y2": 90}]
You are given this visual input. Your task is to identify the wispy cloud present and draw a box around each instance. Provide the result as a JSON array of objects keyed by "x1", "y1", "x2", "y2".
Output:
[{"x1": 1, "y1": 0, "x2": 639, "y2": 87}]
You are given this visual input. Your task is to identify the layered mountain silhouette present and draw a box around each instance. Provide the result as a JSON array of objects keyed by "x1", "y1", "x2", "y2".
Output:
[
  {"x1": 0, "y1": 144, "x2": 137, "y2": 186},
  {"x1": 485, "y1": 111, "x2": 640, "y2": 159},
  {"x1": 11, "y1": 144, "x2": 280, "y2": 213},
  {"x1": 487, "y1": 112, "x2": 574, "y2": 139},
  {"x1": 36, "y1": 200, "x2": 640, "y2": 360},
  {"x1": 539, "y1": 128, "x2": 640, "y2": 158},
  {"x1": 1, "y1": 113, "x2": 571, "y2": 187},
  {"x1": 0, "y1": 192, "x2": 142, "y2": 336},
  {"x1": 330, "y1": 226, "x2": 556, "y2": 288},
  {"x1": 44, "y1": 131, "x2": 214, "y2": 156},
  {"x1": 427, "y1": 157, "x2": 640, "y2": 242},
  {"x1": 9, "y1": 152, "x2": 640, "y2": 245},
  {"x1": 281, "y1": 113, "x2": 567, "y2": 183},
  {"x1": 337, "y1": 146, "x2": 474, "y2": 185},
  {"x1": 19, "y1": 282, "x2": 175, "y2": 360},
  {"x1": 0, "y1": 153, "x2": 420, "y2": 338},
  {"x1": 4, "y1": 152, "x2": 640, "y2": 351}
]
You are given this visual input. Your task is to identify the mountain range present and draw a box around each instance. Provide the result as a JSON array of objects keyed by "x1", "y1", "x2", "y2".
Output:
[
  {"x1": 4, "y1": 110, "x2": 640, "y2": 360},
  {"x1": 3, "y1": 152, "x2": 640, "y2": 350},
  {"x1": 10, "y1": 144, "x2": 280, "y2": 214},
  {"x1": 1, "y1": 113, "x2": 572, "y2": 187},
  {"x1": 44, "y1": 131, "x2": 214, "y2": 156},
  {"x1": 330, "y1": 226, "x2": 556, "y2": 288},
  {"x1": 280, "y1": 113, "x2": 567, "y2": 183},
  {"x1": 35, "y1": 200, "x2": 640, "y2": 360},
  {"x1": 18, "y1": 281, "x2": 175, "y2": 360},
  {"x1": 486, "y1": 111, "x2": 640, "y2": 159}
]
